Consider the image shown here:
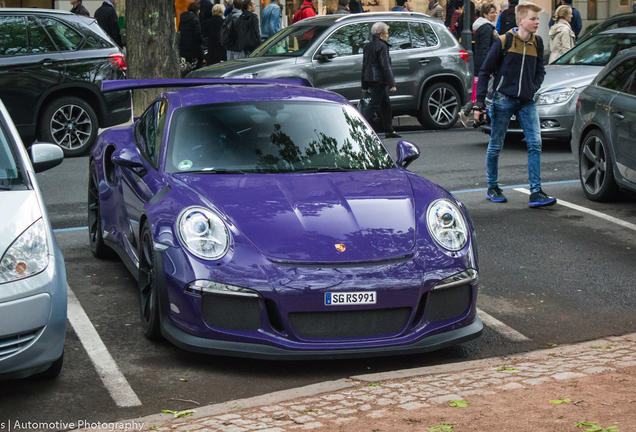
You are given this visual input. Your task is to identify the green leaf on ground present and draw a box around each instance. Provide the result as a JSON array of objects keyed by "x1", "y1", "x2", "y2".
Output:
[
  {"x1": 549, "y1": 398, "x2": 572, "y2": 404},
  {"x1": 449, "y1": 400, "x2": 468, "y2": 407},
  {"x1": 590, "y1": 345, "x2": 613, "y2": 349},
  {"x1": 161, "y1": 409, "x2": 196, "y2": 418},
  {"x1": 495, "y1": 366, "x2": 519, "y2": 372},
  {"x1": 230, "y1": 406, "x2": 242, "y2": 410},
  {"x1": 547, "y1": 343, "x2": 558, "y2": 347},
  {"x1": 369, "y1": 382, "x2": 380, "y2": 386},
  {"x1": 297, "y1": 409, "x2": 318, "y2": 414},
  {"x1": 429, "y1": 423, "x2": 454, "y2": 431},
  {"x1": 149, "y1": 427, "x2": 158, "y2": 431},
  {"x1": 574, "y1": 421, "x2": 597, "y2": 428}
]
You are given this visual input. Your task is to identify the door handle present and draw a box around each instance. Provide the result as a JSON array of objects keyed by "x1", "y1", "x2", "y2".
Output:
[
  {"x1": 39, "y1": 58, "x2": 56, "y2": 66},
  {"x1": 613, "y1": 112, "x2": 625, "y2": 121},
  {"x1": 418, "y1": 59, "x2": 430, "y2": 65}
]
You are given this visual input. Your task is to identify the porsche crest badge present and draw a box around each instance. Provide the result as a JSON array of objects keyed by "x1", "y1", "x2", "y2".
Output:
[{"x1": 335, "y1": 244, "x2": 346, "y2": 252}]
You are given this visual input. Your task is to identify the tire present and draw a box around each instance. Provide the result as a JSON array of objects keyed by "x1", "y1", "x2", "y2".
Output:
[
  {"x1": 88, "y1": 162, "x2": 115, "y2": 258},
  {"x1": 35, "y1": 352, "x2": 63, "y2": 379},
  {"x1": 139, "y1": 221, "x2": 162, "y2": 340},
  {"x1": 38, "y1": 96, "x2": 98, "y2": 157},
  {"x1": 579, "y1": 129, "x2": 619, "y2": 202},
  {"x1": 417, "y1": 82, "x2": 460, "y2": 130}
]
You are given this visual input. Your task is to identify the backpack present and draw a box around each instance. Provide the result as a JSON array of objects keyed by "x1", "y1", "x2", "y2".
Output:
[
  {"x1": 501, "y1": 31, "x2": 544, "y2": 59},
  {"x1": 292, "y1": 4, "x2": 315, "y2": 24},
  {"x1": 220, "y1": 13, "x2": 237, "y2": 48},
  {"x1": 499, "y1": 9, "x2": 516, "y2": 34}
]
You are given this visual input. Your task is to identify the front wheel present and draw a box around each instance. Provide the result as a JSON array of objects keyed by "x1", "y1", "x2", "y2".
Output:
[
  {"x1": 417, "y1": 83, "x2": 460, "y2": 130},
  {"x1": 38, "y1": 96, "x2": 98, "y2": 157},
  {"x1": 88, "y1": 162, "x2": 114, "y2": 258},
  {"x1": 139, "y1": 221, "x2": 162, "y2": 340},
  {"x1": 579, "y1": 129, "x2": 619, "y2": 202}
]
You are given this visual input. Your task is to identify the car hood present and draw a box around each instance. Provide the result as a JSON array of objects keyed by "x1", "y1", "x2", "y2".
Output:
[
  {"x1": 539, "y1": 65, "x2": 604, "y2": 93},
  {"x1": 0, "y1": 191, "x2": 42, "y2": 256},
  {"x1": 188, "y1": 56, "x2": 298, "y2": 78},
  {"x1": 174, "y1": 170, "x2": 416, "y2": 263}
]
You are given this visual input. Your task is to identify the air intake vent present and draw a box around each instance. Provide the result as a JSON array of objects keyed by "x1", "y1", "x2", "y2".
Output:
[
  {"x1": 202, "y1": 293, "x2": 261, "y2": 331},
  {"x1": 428, "y1": 284, "x2": 471, "y2": 322},
  {"x1": 0, "y1": 328, "x2": 42, "y2": 359}
]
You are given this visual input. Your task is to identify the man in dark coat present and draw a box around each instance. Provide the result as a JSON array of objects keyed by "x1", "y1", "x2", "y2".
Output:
[
  {"x1": 361, "y1": 22, "x2": 401, "y2": 139},
  {"x1": 179, "y1": 2, "x2": 205, "y2": 68},
  {"x1": 95, "y1": 0, "x2": 122, "y2": 46},
  {"x1": 199, "y1": 0, "x2": 214, "y2": 36},
  {"x1": 237, "y1": 0, "x2": 260, "y2": 56},
  {"x1": 70, "y1": 0, "x2": 90, "y2": 17}
]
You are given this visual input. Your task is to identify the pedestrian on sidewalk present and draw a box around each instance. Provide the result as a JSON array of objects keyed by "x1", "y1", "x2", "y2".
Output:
[
  {"x1": 549, "y1": 0, "x2": 581, "y2": 39},
  {"x1": 473, "y1": 2, "x2": 557, "y2": 208},
  {"x1": 204, "y1": 4, "x2": 227, "y2": 65},
  {"x1": 224, "y1": 0, "x2": 243, "y2": 60},
  {"x1": 70, "y1": 0, "x2": 90, "y2": 17},
  {"x1": 237, "y1": 0, "x2": 261, "y2": 56},
  {"x1": 495, "y1": 0, "x2": 517, "y2": 35},
  {"x1": 293, "y1": 0, "x2": 317, "y2": 23},
  {"x1": 335, "y1": 0, "x2": 351, "y2": 14},
  {"x1": 361, "y1": 22, "x2": 401, "y2": 139},
  {"x1": 261, "y1": 0, "x2": 282, "y2": 41},
  {"x1": 428, "y1": 0, "x2": 444, "y2": 21},
  {"x1": 548, "y1": 5, "x2": 574, "y2": 63},
  {"x1": 392, "y1": 0, "x2": 407, "y2": 12},
  {"x1": 95, "y1": 0, "x2": 122, "y2": 47},
  {"x1": 473, "y1": 2, "x2": 498, "y2": 74},
  {"x1": 179, "y1": 1, "x2": 205, "y2": 69}
]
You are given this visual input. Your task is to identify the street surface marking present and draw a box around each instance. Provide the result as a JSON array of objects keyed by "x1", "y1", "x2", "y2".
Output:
[
  {"x1": 451, "y1": 180, "x2": 578, "y2": 195},
  {"x1": 513, "y1": 188, "x2": 636, "y2": 232},
  {"x1": 477, "y1": 308, "x2": 531, "y2": 341},
  {"x1": 67, "y1": 286, "x2": 142, "y2": 407}
]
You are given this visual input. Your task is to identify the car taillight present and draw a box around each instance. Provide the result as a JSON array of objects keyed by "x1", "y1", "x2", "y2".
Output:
[
  {"x1": 109, "y1": 52, "x2": 127, "y2": 72},
  {"x1": 459, "y1": 50, "x2": 469, "y2": 63}
]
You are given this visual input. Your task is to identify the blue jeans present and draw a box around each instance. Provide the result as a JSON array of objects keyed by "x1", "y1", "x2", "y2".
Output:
[{"x1": 487, "y1": 92, "x2": 542, "y2": 194}]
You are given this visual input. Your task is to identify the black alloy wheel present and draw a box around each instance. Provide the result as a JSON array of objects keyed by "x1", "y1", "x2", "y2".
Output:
[
  {"x1": 139, "y1": 222, "x2": 162, "y2": 340},
  {"x1": 579, "y1": 129, "x2": 619, "y2": 202},
  {"x1": 88, "y1": 162, "x2": 114, "y2": 258},
  {"x1": 39, "y1": 96, "x2": 98, "y2": 157},
  {"x1": 418, "y1": 82, "x2": 460, "y2": 130}
]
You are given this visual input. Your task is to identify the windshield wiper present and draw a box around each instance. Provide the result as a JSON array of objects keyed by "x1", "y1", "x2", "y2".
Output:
[
  {"x1": 292, "y1": 167, "x2": 361, "y2": 173},
  {"x1": 181, "y1": 168, "x2": 248, "y2": 174}
]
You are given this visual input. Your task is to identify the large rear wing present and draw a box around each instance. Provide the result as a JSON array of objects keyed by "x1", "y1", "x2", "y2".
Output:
[{"x1": 100, "y1": 78, "x2": 312, "y2": 93}]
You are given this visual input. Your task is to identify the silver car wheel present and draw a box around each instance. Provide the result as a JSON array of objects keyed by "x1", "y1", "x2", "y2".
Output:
[
  {"x1": 50, "y1": 104, "x2": 93, "y2": 150},
  {"x1": 427, "y1": 87, "x2": 458, "y2": 126},
  {"x1": 580, "y1": 135, "x2": 607, "y2": 195}
]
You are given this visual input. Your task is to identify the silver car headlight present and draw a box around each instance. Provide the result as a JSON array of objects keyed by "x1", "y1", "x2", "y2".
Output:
[
  {"x1": 536, "y1": 87, "x2": 576, "y2": 105},
  {"x1": 0, "y1": 219, "x2": 49, "y2": 283},
  {"x1": 177, "y1": 207, "x2": 230, "y2": 260},
  {"x1": 426, "y1": 199, "x2": 468, "y2": 251}
]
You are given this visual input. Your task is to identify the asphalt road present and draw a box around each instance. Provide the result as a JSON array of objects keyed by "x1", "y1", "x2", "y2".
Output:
[{"x1": 1, "y1": 128, "x2": 635, "y2": 429}]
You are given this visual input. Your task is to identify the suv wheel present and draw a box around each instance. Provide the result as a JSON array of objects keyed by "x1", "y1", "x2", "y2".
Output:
[
  {"x1": 418, "y1": 83, "x2": 460, "y2": 130},
  {"x1": 579, "y1": 129, "x2": 619, "y2": 202},
  {"x1": 39, "y1": 96, "x2": 98, "y2": 157}
]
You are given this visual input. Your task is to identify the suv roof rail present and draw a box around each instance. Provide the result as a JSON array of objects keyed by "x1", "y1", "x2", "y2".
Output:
[
  {"x1": 335, "y1": 11, "x2": 431, "y2": 22},
  {"x1": 1, "y1": 8, "x2": 73, "y2": 14}
]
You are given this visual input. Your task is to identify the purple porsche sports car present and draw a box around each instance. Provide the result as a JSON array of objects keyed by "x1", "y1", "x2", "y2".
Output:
[{"x1": 89, "y1": 79, "x2": 482, "y2": 359}]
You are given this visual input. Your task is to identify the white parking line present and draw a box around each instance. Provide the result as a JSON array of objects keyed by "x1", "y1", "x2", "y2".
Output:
[
  {"x1": 477, "y1": 308, "x2": 531, "y2": 341},
  {"x1": 513, "y1": 188, "x2": 636, "y2": 232},
  {"x1": 67, "y1": 286, "x2": 142, "y2": 407}
]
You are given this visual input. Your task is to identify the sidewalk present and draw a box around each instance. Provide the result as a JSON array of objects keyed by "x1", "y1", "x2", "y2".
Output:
[{"x1": 86, "y1": 333, "x2": 636, "y2": 432}]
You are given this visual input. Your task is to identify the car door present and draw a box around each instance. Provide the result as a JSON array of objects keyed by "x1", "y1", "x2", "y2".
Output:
[
  {"x1": 608, "y1": 58, "x2": 636, "y2": 185},
  {"x1": 120, "y1": 100, "x2": 167, "y2": 259},
  {"x1": 311, "y1": 22, "x2": 372, "y2": 103},
  {"x1": 0, "y1": 15, "x2": 65, "y2": 139}
]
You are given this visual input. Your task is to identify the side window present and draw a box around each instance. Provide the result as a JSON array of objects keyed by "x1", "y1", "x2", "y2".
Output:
[
  {"x1": 28, "y1": 17, "x2": 55, "y2": 54},
  {"x1": 627, "y1": 72, "x2": 636, "y2": 97},
  {"x1": 410, "y1": 23, "x2": 428, "y2": 48},
  {"x1": 136, "y1": 101, "x2": 166, "y2": 167},
  {"x1": 423, "y1": 23, "x2": 439, "y2": 46},
  {"x1": 82, "y1": 30, "x2": 112, "y2": 49},
  {"x1": 0, "y1": 16, "x2": 28, "y2": 56},
  {"x1": 598, "y1": 58, "x2": 636, "y2": 91},
  {"x1": 38, "y1": 17, "x2": 83, "y2": 51},
  {"x1": 387, "y1": 21, "x2": 411, "y2": 51},
  {"x1": 321, "y1": 23, "x2": 371, "y2": 57}
]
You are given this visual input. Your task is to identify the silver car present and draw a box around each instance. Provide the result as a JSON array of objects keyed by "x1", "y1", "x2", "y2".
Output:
[
  {"x1": 484, "y1": 28, "x2": 636, "y2": 141},
  {"x1": 571, "y1": 47, "x2": 636, "y2": 201},
  {"x1": 190, "y1": 13, "x2": 472, "y2": 130},
  {"x1": 0, "y1": 99, "x2": 67, "y2": 379}
]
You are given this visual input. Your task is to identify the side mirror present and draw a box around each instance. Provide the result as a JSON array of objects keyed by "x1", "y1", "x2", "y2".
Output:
[
  {"x1": 29, "y1": 143, "x2": 63, "y2": 173},
  {"x1": 396, "y1": 140, "x2": 420, "y2": 169},
  {"x1": 317, "y1": 48, "x2": 337, "y2": 62},
  {"x1": 111, "y1": 146, "x2": 147, "y2": 176}
]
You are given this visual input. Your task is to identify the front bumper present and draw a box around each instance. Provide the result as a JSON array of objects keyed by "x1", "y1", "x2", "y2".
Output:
[{"x1": 0, "y1": 249, "x2": 67, "y2": 379}]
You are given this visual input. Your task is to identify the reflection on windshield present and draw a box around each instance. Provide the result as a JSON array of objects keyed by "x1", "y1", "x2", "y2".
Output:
[
  {"x1": 252, "y1": 25, "x2": 330, "y2": 57},
  {"x1": 555, "y1": 34, "x2": 636, "y2": 66},
  {"x1": 167, "y1": 102, "x2": 394, "y2": 174},
  {"x1": 0, "y1": 126, "x2": 24, "y2": 190}
]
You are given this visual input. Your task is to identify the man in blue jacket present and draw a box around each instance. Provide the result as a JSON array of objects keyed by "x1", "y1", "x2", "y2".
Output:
[
  {"x1": 473, "y1": 2, "x2": 557, "y2": 208},
  {"x1": 261, "y1": 0, "x2": 282, "y2": 41},
  {"x1": 549, "y1": 0, "x2": 582, "y2": 39}
]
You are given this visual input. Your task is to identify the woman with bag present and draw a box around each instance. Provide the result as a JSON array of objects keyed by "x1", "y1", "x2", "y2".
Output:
[
  {"x1": 361, "y1": 22, "x2": 401, "y2": 139},
  {"x1": 549, "y1": 5, "x2": 575, "y2": 63},
  {"x1": 237, "y1": 0, "x2": 261, "y2": 56}
]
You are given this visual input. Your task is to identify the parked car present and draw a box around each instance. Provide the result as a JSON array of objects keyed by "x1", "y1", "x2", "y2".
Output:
[
  {"x1": 89, "y1": 78, "x2": 482, "y2": 359},
  {"x1": 483, "y1": 28, "x2": 636, "y2": 142},
  {"x1": 0, "y1": 98, "x2": 67, "y2": 380},
  {"x1": 0, "y1": 9, "x2": 131, "y2": 157},
  {"x1": 571, "y1": 47, "x2": 636, "y2": 201},
  {"x1": 576, "y1": 12, "x2": 636, "y2": 47},
  {"x1": 189, "y1": 13, "x2": 472, "y2": 130}
]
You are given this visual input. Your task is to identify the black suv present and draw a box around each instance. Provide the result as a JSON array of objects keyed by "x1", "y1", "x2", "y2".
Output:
[{"x1": 0, "y1": 9, "x2": 130, "y2": 156}]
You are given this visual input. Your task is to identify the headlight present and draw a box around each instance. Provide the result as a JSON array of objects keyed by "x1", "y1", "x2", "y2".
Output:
[
  {"x1": 426, "y1": 199, "x2": 468, "y2": 251},
  {"x1": 0, "y1": 219, "x2": 49, "y2": 283},
  {"x1": 177, "y1": 207, "x2": 230, "y2": 260},
  {"x1": 536, "y1": 87, "x2": 576, "y2": 105}
]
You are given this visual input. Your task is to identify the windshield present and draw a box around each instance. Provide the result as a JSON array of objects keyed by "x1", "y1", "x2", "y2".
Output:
[
  {"x1": 0, "y1": 125, "x2": 25, "y2": 191},
  {"x1": 251, "y1": 24, "x2": 331, "y2": 57},
  {"x1": 166, "y1": 101, "x2": 394, "y2": 174},
  {"x1": 555, "y1": 33, "x2": 636, "y2": 66}
]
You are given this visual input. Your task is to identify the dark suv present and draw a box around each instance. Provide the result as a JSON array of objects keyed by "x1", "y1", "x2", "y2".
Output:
[
  {"x1": 190, "y1": 12, "x2": 472, "y2": 130},
  {"x1": 0, "y1": 9, "x2": 130, "y2": 156}
]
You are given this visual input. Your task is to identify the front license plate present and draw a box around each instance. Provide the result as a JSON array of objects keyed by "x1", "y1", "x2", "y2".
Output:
[{"x1": 325, "y1": 292, "x2": 377, "y2": 306}]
